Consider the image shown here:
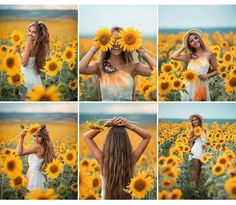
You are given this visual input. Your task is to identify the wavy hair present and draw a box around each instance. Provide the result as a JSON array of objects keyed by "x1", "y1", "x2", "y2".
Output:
[
  {"x1": 28, "y1": 21, "x2": 50, "y2": 74},
  {"x1": 38, "y1": 124, "x2": 56, "y2": 167},
  {"x1": 100, "y1": 26, "x2": 134, "y2": 64},
  {"x1": 101, "y1": 126, "x2": 134, "y2": 199}
]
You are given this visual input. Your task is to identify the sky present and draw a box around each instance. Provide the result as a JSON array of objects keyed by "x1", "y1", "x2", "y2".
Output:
[
  {"x1": 80, "y1": 103, "x2": 156, "y2": 114},
  {"x1": 0, "y1": 5, "x2": 77, "y2": 10},
  {"x1": 0, "y1": 103, "x2": 77, "y2": 113},
  {"x1": 159, "y1": 103, "x2": 236, "y2": 119},
  {"x1": 79, "y1": 5, "x2": 157, "y2": 37},
  {"x1": 159, "y1": 5, "x2": 236, "y2": 29}
]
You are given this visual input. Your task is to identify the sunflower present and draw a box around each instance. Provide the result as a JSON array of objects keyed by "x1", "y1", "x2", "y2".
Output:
[
  {"x1": 80, "y1": 189, "x2": 100, "y2": 200},
  {"x1": 161, "y1": 63, "x2": 175, "y2": 73},
  {"x1": 127, "y1": 173, "x2": 153, "y2": 199},
  {"x1": 117, "y1": 27, "x2": 142, "y2": 52},
  {"x1": 63, "y1": 47, "x2": 76, "y2": 63},
  {"x1": 2, "y1": 148, "x2": 12, "y2": 156},
  {"x1": 9, "y1": 175, "x2": 26, "y2": 189},
  {"x1": 45, "y1": 159, "x2": 63, "y2": 179},
  {"x1": 144, "y1": 85, "x2": 157, "y2": 101},
  {"x1": 212, "y1": 163, "x2": 225, "y2": 176},
  {"x1": 64, "y1": 150, "x2": 77, "y2": 165},
  {"x1": 159, "y1": 79, "x2": 172, "y2": 95},
  {"x1": 161, "y1": 178, "x2": 175, "y2": 189},
  {"x1": 90, "y1": 175, "x2": 102, "y2": 192},
  {"x1": 223, "y1": 52, "x2": 233, "y2": 64},
  {"x1": 4, "y1": 156, "x2": 23, "y2": 178},
  {"x1": 194, "y1": 126, "x2": 202, "y2": 137},
  {"x1": 94, "y1": 28, "x2": 114, "y2": 52},
  {"x1": 183, "y1": 69, "x2": 198, "y2": 83},
  {"x1": 169, "y1": 189, "x2": 182, "y2": 199},
  {"x1": 25, "y1": 188, "x2": 58, "y2": 199},
  {"x1": 158, "y1": 190, "x2": 169, "y2": 200},
  {"x1": 71, "y1": 182, "x2": 78, "y2": 192},
  {"x1": 7, "y1": 72, "x2": 24, "y2": 88},
  {"x1": 44, "y1": 56, "x2": 62, "y2": 77},
  {"x1": 224, "y1": 177, "x2": 236, "y2": 199},
  {"x1": 0, "y1": 45, "x2": 9, "y2": 56},
  {"x1": 72, "y1": 164, "x2": 78, "y2": 173},
  {"x1": 26, "y1": 85, "x2": 61, "y2": 101},
  {"x1": 10, "y1": 30, "x2": 24, "y2": 46},
  {"x1": 172, "y1": 78, "x2": 183, "y2": 91},
  {"x1": 2, "y1": 52, "x2": 21, "y2": 75},
  {"x1": 158, "y1": 156, "x2": 166, "y2": 166},
  {"x1": 69, "y1": 79, "x2": 78, "y2": 91},
  {"x1": 225, "y1": 75, "x2": 236, "y2": 94},
  {"x1": 217, "y1": 156, "x2": 229, "y2": 167},
  {"x1": 69, "y1": 60, "x2": 76, "y2": 71},
  {"x1": 26, "y1": 123, "x2": 41, "y2": 138},
  {"x1": 79, "y1": 169, "x2": 91, "y2": 196}
]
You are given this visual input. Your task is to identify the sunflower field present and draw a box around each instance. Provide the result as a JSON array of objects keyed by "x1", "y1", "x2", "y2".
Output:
[
  {"x1": 79, "y1": 28, "x2": 157, "y2": 101},
  {"x1": 158, "y1": 120, "x2": 236, "y2": 199},
  {"x1": 158, "y1": 31, "x2": 236, "y2": 101},
  {"x1": 0, "y1": 121, "x2": 78, "y2": 199},
  {"x1": 0, "y1": 18, "x2": 78, "y2": 101},
  {"x1": 79, "y1": 120, "x2": 157, "y2": 199}
]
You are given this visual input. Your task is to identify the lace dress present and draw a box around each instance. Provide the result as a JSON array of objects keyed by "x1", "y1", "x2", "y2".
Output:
[
  {"x1": 181, "y1": 57, "x2": 211, "y2": 101},
  {"x1": 27, "y1": 154, "x2": 46, "y2": 191},
  {"x1": 21, "y1": 57, "x2": 43, "y2": 91}
]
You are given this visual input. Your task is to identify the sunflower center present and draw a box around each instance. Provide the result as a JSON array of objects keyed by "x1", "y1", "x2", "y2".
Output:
[
  {"x1": 86, "y1": 195, "x2": 96, "y2": 199},
  {"x1": 215, "y1": 166, "x2": 221, "y2": 172},
  {"x1": 134, "y1": 179, "x2": 146, "y2": 191},
  {"x1": 125, "y1": 34, "x2": 135, "y2": 45},
  {"x1": 172, "y1": 193, "x2": 178, "y2": 199},
  {"x1": 167, "y1": 159, "x2": 173, "y2": 164},
  {"x1": 66, "y1": 51, "x2": 72, "y2": 59},
  {"x1": 39, "y1": 94, "x2": 51, "y2": 101},
  {"x1": 6, "y1": 57, "x2": 15, "y2": 68},
  {"x1": 1, "y1": 46, "x2": 7, "y2": 51},
  {"x1": 93, "y1": 178, "x2": 99, "y2": 187},
  {"x1": 5, "y1": 150, "x2": 11, "y2": 155},
  {"x1": 67, "y1": 153, "x2": 73, "y2": 161},
  {"x1": 50, "y1": 164, "x2": 59, "y2": 173},
  {"x1": 219, "y1": 159, "x2": 226, "y2": 164},
  {"x1": 49, "y1": 62, "x2": 57, "y2": 71},
  {"x1": 186, "y1": 73, "x2": 194, "y2": 80},
  {"x1": 73, "y1": 184, "x2": 78, "y2": 189},
  {"x1": 174, "y1": 81, "x2": 180, "y2": 87},
  {"x1": 82, "y1": 161, "x2": 89, "y2": 167},
  {"x1": 225, "y1": 55, "x2": 231, "y2": 61},
  {"x1": 14, "y1": 176, "x2": 22, "y2": 185},
  {"x1": 12, "y1": 74, "x2": 21, "y2": 83},
  {"x1": 232, "y1": 187, "x2": 236, "y2": 194},
  {"x1": 7, "y1": 160, "x2": 15, "y2": 171},
  {"x1": 161, "y1": 82, "x2": 169, "y2": 90},
  {"x1": 99, "y1": 35, "x2": 110, "y2": 46},
  {"x1": 229, "y1": 77, "x2": 236, "y2": 87},
  {"x1": 165, "y1": 66, "x2": 172, "y2": 72},
  {"x1": 71, "y1": 83, "x2": 75, "y2": 87},
  {"x1": 13, "y1": 35, "x2": 20, "y2": 42}
]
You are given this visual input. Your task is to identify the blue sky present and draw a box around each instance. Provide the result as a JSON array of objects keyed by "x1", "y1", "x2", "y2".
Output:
[
  {"x1": 0, "y1": 103, "x2": 77, "y2": 113},
  {"x1": 80, "y1": 103, "x2": 156, "y2": 114},
  {"x1": 159, "y1": 103, "x2": 236, "y2": 119},
  {"x1": 80, "y1": 5, "x2": 157, "y2": 37},
  {"x1": 159, "y1": 5, "x2": 236, "y2": 29}
]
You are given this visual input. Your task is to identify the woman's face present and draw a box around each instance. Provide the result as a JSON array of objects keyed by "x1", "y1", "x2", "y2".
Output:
[
  {"x1": 28, "y1": 25, "x2": 36, "y2": 41},
  {"x1": 33, "y1": 133, "x2": 43, "y2": 144},
  {"x1": 191, "y1": 116, "x2": 200, "y2": 127},
  {"x1": 188, "y1": 34, "x2": 201, "y2": 49},
  {"x1": 110, "y1": 30, "x2": 123, "y2": 56}
]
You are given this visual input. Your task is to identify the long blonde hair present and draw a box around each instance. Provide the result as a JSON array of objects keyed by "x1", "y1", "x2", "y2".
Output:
[{"x1": 101, "y1": 126, "x2": 134, "y2": 199}]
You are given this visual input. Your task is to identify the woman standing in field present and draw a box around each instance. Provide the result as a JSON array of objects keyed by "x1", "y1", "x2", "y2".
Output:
[
  {"x1": 79, "y1": 26, "x2": 156, "y2": 101},
  {"x1": 15, "y1": 21, "x2": 50, "y2": 91},
  {"x1": 188, "y1": 114, "x2": 207, "y2": 186},
  {"x1": 16, "y1": 124, "x2": 56, "y2": 191},
  {"x1": 83, "y1": 117, "x2": 151, "y2": 199},
  {"x1": 171, "y1": 29, "x2": 218, "y2": 101}
]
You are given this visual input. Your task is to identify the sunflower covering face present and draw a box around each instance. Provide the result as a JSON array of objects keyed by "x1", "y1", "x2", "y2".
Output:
[{"x1": 94, "y1": 27, "x2": 142, "y2": 52}]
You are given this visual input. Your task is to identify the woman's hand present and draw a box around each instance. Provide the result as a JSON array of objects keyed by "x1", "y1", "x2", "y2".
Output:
[
  {"x1": 15, "y1": 45, "x2": 21, "y2": 54},
  {"x1": 136, "y1": 46, "x2": 145, "y2": 56},
  {"x1": 90, "y1": 46, "x2": 99, "y2": 54},
  {"x1": 198, "y1": 74, "x2": 209, "y2": 80},
  {"x1": 21, "y1": 130, "x2": 27, "y2": 139},
  {"x1": 104, "y1": 117, "x2": 127, "y2": 127}
]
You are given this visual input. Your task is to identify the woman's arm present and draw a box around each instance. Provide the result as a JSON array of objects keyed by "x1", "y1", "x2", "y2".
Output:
[
  {"x1": 79, "y1": 46, "x2": 99, "y2": 75},
  {"x1": 15, "y1": 41, "x2": 33, "y2": 66},
  {"x1": 16, "y1": 131, "x2": 42, "y2": 156},
  {"x1": 171, "y1": 46, "x2": 190, "y2": 62},
  {"x1": 134, "y1": 47, "x2": 156, "y2": 76},
  {"x1": 83, "y1": 129, "x2": 102, "y2": 165}
]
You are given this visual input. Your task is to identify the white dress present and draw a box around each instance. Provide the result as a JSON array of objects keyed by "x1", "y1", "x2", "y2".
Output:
[
  {"x1": 21, "y1": 57, "x2": 43, "y2": 91},
  {"x1": 189, "y1": 132, "x2": 207, "y2": 161},
  {"x1": 27, "y1": 154, "x2": 46, "y2": 191},
  {"x1": 181, "y1": 56, "x2": 211, "y2": 101}
]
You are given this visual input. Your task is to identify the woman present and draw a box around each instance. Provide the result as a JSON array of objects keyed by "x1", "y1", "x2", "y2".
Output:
[
  {"x1": 15, "y1": 21, "x2": 50, "y2": 91},
  {"x1": 83, "y1": 117, "x2": 151, "y2": 199},
  {"x1": 16, "y1": 124, "x2": 56, "y2": 191},
  {"x1": 171, "y1": 29, "x2": 218, "y2": 101},
  {"x1": 188, "y1": 114, "x2": 207, "y2": 186},
  {"x1": 79, "y1": 26, "x2": 157, "y2": 101}
]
